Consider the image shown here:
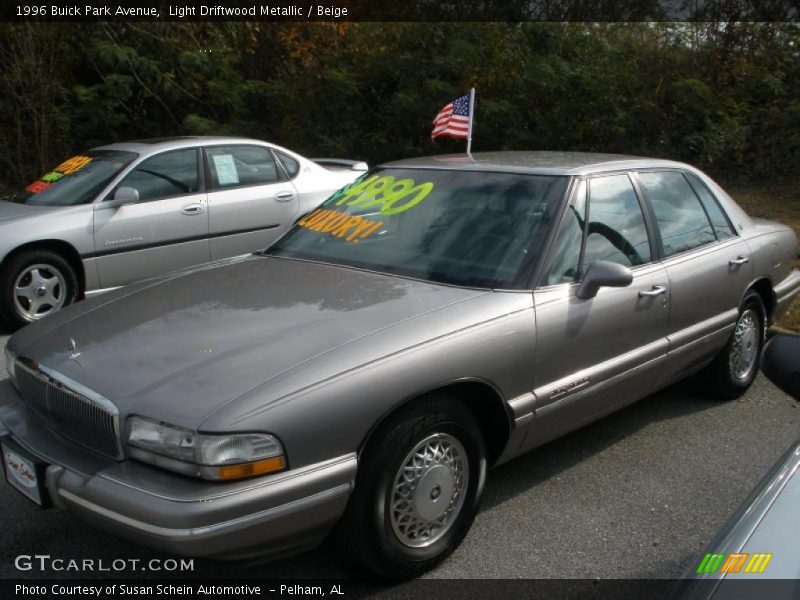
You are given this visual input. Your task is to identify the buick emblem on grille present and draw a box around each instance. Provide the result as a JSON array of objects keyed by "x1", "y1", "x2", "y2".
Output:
[{"x1": 68, "y1": 338, "x2": 81, "y2": 360}]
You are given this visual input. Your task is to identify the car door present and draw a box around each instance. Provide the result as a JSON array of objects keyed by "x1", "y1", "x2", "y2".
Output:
[
  {"x1": 633, "y1": 170, "x2": 753, "y2": 385},
  {"x1": 525, "y1": 174, "x2": 670, "y2": 449},
  {"x1": 93, "y1": 147, "x2": 209, "y2": 288},
  {"x1": 205, "y1": 144, "x2": 299, "y2": 260}
]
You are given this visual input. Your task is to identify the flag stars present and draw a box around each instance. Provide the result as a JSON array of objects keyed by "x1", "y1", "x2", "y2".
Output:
[{"x1": 453, "y1": 96, "x2": 470, "y2": 116}]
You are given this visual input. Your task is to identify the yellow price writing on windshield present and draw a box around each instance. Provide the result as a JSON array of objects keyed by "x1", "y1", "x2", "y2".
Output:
[
  {"x1": 331, "y1": 175, "x2": 434, "y2": 216},
  {"x1": 54, "y1": 155, "x2": 93, "y2": 175},
  {"x1": 298, "y1": 209, "x2": 384, "y2": 244}
]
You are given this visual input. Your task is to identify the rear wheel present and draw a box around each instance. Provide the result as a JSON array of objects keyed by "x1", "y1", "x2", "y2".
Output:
[
  {"x1": 0, "y1": 250, "x2": 79, "y2": 329},
  {"x1": 704, "y1": 290, "x2": 766, "y2": 399},
  {"x1": 337, "y1": 396, "x2": 486, "y2": 579}
]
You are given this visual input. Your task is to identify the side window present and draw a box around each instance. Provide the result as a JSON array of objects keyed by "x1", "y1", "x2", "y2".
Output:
[
  {"x1": 275, "y1": 150, "x2": 300, "y2": 178},
  {"x1": 583, "y1": 174, "x2": 652, "y2": 271},
  {"x1": 114, "y1": 149, "x2": 198, "y2": 202},
  {"x1": 207, "y1": 145, "x2": 280, "y2": 189},
  {"x1": 638, "y1": 171, "x2": 716, "y2": 256},
  {"x1": 545, "y1": 180, "x2": 587, "y2": 285},
  {"x1": 685, "y1": 172, "x2": 736, "y2": 240}
]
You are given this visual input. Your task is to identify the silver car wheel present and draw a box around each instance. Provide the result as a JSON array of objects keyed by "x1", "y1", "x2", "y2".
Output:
[
  {"x1": 729, "y1": 308, "x2": 760, "y2": 382},
  {"x1": 14, "y1": 263, "x2": 67, "y2": 321},
  {"x1": 389, "y1": 432, "x2": 469, "y2": 548}
]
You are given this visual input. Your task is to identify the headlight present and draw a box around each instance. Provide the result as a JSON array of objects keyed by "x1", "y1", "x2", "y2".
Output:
[
  {"x1": 4, "y1": 346, "x2": 16, "y2": 387},
  {"x1": 126, "y1": 416, "x2": 286, "y2": 481}
]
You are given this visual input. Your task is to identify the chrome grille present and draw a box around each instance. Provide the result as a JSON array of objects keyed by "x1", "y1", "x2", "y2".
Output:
[{"x1": 14, "y1": 360, "x2": 122, "y2": 459}]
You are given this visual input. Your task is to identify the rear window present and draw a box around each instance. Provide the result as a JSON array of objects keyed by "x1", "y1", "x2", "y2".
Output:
[
  {"x1": 275, "y1": 150, "x2": 300, "y2": 178},
  {"x1": 685, "y1": 172, "x2": 736, "y2": 240},
  {"x1": 637, "y1": 171, "x2": 716, "y2": 257}
]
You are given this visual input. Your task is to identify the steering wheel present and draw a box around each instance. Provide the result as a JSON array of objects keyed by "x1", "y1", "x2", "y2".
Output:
[{"x1": 586, "y1": 221, "x2": 643, "y2": 266}]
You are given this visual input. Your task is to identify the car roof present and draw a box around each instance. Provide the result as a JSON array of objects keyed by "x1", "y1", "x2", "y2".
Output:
[
  {"x1": 381, "y1": 151, "x2": 691, "y2": 176},
  {"x1": 93, "y1": 136, "x2": 272, "y2": 154}
]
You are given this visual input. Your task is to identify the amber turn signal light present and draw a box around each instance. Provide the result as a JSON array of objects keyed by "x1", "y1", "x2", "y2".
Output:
[{"x1": 217, "y1": 456, "x2": 286, "y2": 480}]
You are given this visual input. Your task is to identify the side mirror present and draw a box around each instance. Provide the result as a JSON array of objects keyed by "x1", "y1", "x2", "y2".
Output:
[
  {"x1": 576, "y1": 260, "x2": 633, "y2": 299},
  {"x1": 114, "y1": 186, "x2": 139, "y2": 204},
  {"x1": 761, "y1": 334, "x2": 800, "y2": 401},
  {"x1": 94, "y1": 187, "x2": 139, "y2": 210},
  {"x1": 98, "y1": 186, "x2": 139, "y2": 210}
]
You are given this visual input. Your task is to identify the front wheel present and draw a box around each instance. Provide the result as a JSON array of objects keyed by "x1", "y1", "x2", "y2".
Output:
[
  {"x1": 704, "y1": 290, "x2": 766, "y2": 399},
  {"x1": 337, "y1": 397, "x2": 486, "y2": 579},
  {"x1": 0, "y1": 250, "x2": 79, "y2": 329}
]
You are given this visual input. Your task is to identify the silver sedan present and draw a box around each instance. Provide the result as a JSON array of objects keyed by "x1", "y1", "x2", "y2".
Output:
[
  {"x1": 0, "y1": 136, "x2": 367, "y2": 327},
  {"x1": 1, "y1": 152, "x2": 799, "y2": 578},
  {"x1": 671, "y1": 334, "x2": 800, "y2": 599}
]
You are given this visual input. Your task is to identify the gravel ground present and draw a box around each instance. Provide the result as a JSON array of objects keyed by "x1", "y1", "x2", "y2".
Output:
[{"x1": 1, "y1": 332, "x2": 798, "y2": 582}]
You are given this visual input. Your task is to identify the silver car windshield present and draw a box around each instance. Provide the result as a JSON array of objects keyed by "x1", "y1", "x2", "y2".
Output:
[
  {"x1": 9, "y1": 149, "x2": 137, "y2": 206},
  {"x1": 268, "y1": 168, "x2": 568, "y2": 289}
]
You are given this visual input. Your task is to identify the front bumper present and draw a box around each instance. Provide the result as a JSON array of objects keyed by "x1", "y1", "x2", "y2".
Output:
[{"x1": 0, "y1": 395, "x2": 356, "y2": 560}]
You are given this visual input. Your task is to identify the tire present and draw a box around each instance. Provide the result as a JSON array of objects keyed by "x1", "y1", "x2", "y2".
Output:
[
  {"x1": 704, "y1": 290, "x2": 767, "y2": 400},
  {"x1": 0, "y1": 250, "x2": 79, "y2": 330},
  {"x1": 337, "y1": 396, "x2": 487, "y2": 579}
]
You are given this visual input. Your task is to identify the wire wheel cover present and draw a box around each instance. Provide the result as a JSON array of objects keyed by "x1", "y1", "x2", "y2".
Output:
[
  {"x1": 389, "y1": 432, "x2": 469, "y2": 548},
  {"x1": 729, "y1": 308, "x2": 760, "y2": 381}
]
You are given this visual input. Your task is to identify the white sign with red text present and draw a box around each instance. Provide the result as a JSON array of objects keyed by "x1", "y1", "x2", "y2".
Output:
[{"x1": 2, "y1": 444, "x2": 42, "y2": 505}]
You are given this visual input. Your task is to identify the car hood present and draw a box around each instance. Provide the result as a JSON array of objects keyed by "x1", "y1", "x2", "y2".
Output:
[
  {"x1": 0, "y1": 199, "x2": 62, "y2": 222},
  {"x1": 16, "y1": 256, "x2": 488, "y2": 429}
]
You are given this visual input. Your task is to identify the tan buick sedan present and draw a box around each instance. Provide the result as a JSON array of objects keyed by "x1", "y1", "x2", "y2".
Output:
[{"x1": 2, "y1": 152, "x2": 799, "y2": 577}]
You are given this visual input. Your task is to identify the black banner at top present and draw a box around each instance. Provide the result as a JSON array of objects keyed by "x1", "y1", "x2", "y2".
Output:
[{"x1": 1, "y1": 0, "x2": 799, "y2": 22}]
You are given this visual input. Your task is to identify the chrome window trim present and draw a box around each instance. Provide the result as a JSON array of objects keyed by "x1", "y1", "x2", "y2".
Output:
[{"x1": 657, "y1": 236, "x2": 744, "y2": 268}]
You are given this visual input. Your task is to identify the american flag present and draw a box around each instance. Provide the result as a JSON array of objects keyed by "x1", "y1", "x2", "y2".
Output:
[{"x1": 431, "y1": 91, "x2": 472, "y2": 140}]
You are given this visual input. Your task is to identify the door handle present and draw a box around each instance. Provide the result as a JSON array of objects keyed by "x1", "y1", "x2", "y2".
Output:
[
  {"x1": 729, "y1": 256, "x2": 750, "y2": 266},
  {"x1": 275, "y1": 191, "x2": 295, "y2": 202},
  {"x1": 639, "y1": 285, "x2": 668, "y2": 297},
  {"x1": 182, "y1": 203, "x2": 204, "y2": 215}
]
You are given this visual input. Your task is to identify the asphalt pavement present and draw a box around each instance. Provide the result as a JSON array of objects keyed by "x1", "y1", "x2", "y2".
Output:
[{"x1": 1, "y1": 331, "x2": 798, "y2": 581}]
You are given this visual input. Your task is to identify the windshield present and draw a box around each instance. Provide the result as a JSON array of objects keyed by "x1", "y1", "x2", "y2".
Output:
[
  {"x1": 8, "y1": 150, "x2": 137, "y2": 206},
  {"x1": 268, "y1": 168, "x2": 568, "y2": 289}
]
